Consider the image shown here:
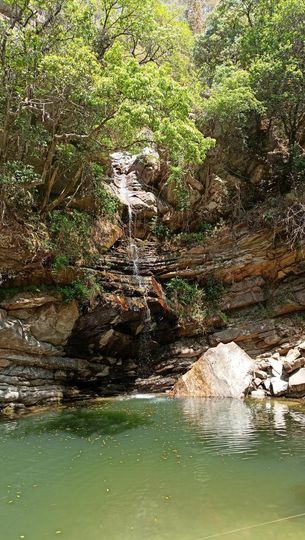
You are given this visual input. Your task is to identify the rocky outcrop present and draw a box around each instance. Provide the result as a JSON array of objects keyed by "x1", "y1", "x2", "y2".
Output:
[
  {"x1": 173, "y1": 342, "x2": 254, "y2": 398},
  {"x1": 0, "y1": 296, "x2": 93, "y2": 409},
  {"x1": 249, "y1": 342, "x2": 305, "y2": 398},
  {"x1": 0, "y1": 272, "x2": 178, "y2": 410}
]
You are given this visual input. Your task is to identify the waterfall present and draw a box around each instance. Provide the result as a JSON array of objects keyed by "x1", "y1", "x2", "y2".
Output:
[{"x1": 112, "y1": 152, "x2": 152, "y2": 360}]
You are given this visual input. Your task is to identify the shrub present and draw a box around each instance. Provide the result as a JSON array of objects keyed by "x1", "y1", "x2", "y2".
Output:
[
  {"x1": 166, "y1": 278, "x2": 203, "y2": 305},
  {"x1": 150, "y1": 217, "x2": 172, "y2": 239},
  {"x1": 0, "y1": 161, "x2": 40, "y2": 213},
  {"x1": 95, "y1": 184, "x2": 120, "y2": 218},
  {"x1": 51, "y1": 255, "x2": 70, "y2": 271},
  {"x1": 59, "y1": 274, "x2": 103, "y2": 303},
  {"x1": 92, "y1": 163, "x2": 119, "y2": 218},
  {"x1": 49, "y1": 209, "x2": 92, "y2": 263},
  {"x1": 204, "y1": 276, "x2": 224, "y2": 307}
]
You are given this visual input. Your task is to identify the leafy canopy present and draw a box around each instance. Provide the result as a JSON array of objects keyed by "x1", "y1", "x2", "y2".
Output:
[
  {"x1": 0, "y1": 0, "x2": 213, "y2": 213},
  {"x1": 196, "y1": 0, "x2": 305, "y2": 147}
]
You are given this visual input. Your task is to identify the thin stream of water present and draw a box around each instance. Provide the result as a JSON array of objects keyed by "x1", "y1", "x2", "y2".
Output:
[{"x1": 115, "y1": 152, "x2": 152, "y2": 362}]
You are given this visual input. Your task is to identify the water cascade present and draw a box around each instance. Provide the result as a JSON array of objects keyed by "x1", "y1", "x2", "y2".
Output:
[{"x1": 111, "y1": 152, "x2": 152, "y2": 360}]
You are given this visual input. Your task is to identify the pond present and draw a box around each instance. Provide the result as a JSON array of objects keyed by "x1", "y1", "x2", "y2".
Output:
[{"x1": 1, "y1": 397, "x2": 305, "y2": 540}]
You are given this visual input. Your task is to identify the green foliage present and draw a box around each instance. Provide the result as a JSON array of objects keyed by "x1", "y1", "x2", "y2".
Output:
[
  {"x1": 196, "y1": 0, "x2": 305, "y2": 156},
  {"x1": 203, "y1": 276, "x2": 224, "y2": 307},
  {"x1": 96, "y1": 184, "x2": 119, "y2": 217},
  {"x1": 175, "y1": 231, "x2": 206, "y2": 244},
  {"x1": 174, "y1": 223, "x2": 217, "y2": 244},
  {"x1": 166, "y1": 277, "x2": 203, "y2": 305},
  {"x1": 49, "y1": 210, "x2": 92, "y2": 263},
  {"x1": 150, "y1": 217, "x2": 172, "y2": 239},
  {"x1": 92, "y1": 163, "x2": 120, "y2": 217},
  {"x1": 0, "y1": 0, "x2": 212, "y2": 213},
  {"x1": 0, "y1": 162, "x2": 39, "y2": 186},
  {"x1": 51, "y1": 255, "x2": 70, "y2": 272},
  {"x1": 59, "y1": 275, "x2": 103, "y2": 303},
  {"x1": 201, "y1": 65, "x2": 264, "y2": 136},
  {"x1": 167, "y1": 166, "x2": 190, "y2": 211},
  {"x1": 0, "y1": 161, "x2": 40, "y2": 211}
]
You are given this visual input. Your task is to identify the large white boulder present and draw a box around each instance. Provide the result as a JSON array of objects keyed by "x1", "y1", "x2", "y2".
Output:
[
  {"x1": 288, "y1": 368, "x2": 305, "y2": 397},
  {"x1": 173, "y1": 342, "x2": 254, "y2": 398}
]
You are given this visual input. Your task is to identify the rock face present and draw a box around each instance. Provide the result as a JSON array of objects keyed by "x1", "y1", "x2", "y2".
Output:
[
  {"x1": 0, "y1": 273, "x2": 178, "y2": 410},
  {"x1": 0, "y1": 301, "x2": 92, "y2": 408},
  {"x1": 173, "y1": 342, "x2": 254, "y2": 398},
  {"x1": 1, "y1": 147, "x2": 305, "y2": 410}
]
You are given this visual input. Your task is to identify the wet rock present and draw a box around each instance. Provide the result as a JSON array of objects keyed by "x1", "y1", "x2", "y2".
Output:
[
  {"x1": 251, "y1": 389, "x2": 266, "y2": 398},
  {"x1": 173, "y1": 342, "x2": 254, "y2": 398},
  {"x1": 288, "y1": 368, "x2": 305, "y2": 397},
  {"x1": 0, "y1": 388, "x2": 19, "y2": 402}
]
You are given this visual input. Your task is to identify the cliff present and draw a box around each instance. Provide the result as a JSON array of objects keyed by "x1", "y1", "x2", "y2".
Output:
[{"x1": 1, "y1": 149, "x2": 305, "y2": 412}]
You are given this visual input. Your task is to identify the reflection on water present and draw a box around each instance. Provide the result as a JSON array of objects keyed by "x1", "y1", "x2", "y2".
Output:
[
  {"x1": 181, "y1": 398, "x2": 255, "y2": 455},
  {"x1": 1, "y1": 397, "x2": 305, "y2": 540},
  {"x1": 180, "y1": 398, "x2": 305, "y2": 457}
]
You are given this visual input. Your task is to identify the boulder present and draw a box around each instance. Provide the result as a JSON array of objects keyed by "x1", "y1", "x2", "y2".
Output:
[
  {"x1": 0, "y1": 310, "x2": 57, "y2": 356},
  {"x1": 254, "y1": 369, "x2": 268, "y2": 380},
  {"x1": 173, "y1": 342, "x2": 254, "y2": 398},
  {"x1": 286, "y1": 348, "x2": 301, "y2": 362},
  {"x1": 0, "y1": 292, "x2": 59, "y2": 311},
  {"x1": 288, "y1": 368, "x2": 305, "y2": 397},
  {"x1": 283, "y1": 356, "x2": 305, "y2": 374},
  {"x1": 263, "y1": 378, "x2": 271, "y2": 391},
  {"x1": 269, "y1": 358, "x2": 283, "y2": 377},
  {"x1": 30, "y1": 300, "x2": 79, "y2": 346},
  {"x1": 270, "y1": 377, "x2": 288, "y2": 396},
  {"x1": 251, "y1": 389, "x2": 266, "y2": 398}
]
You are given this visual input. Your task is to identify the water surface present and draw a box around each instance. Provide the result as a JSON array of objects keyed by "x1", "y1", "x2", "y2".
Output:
[{"x1": 1, "y1": 397, "x2": 305, "y2": 540}]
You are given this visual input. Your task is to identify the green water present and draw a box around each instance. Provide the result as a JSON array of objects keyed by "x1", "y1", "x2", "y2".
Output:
[{"x1": 1, "y1": 397, "x2": 305, "y2": 540}]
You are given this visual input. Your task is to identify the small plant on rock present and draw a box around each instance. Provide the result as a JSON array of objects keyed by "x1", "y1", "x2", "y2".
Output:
[{"x1": 166, "y1": 277, "x2": 206, "y2": 320}]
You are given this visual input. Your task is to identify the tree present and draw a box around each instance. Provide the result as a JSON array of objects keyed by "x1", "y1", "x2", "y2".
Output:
[
  {"x1": 195, "y1": 0, "x2": 305, "y2": 155},
  {"x1": 0, "y1": 0, "x2": 213, "y2": 215}
]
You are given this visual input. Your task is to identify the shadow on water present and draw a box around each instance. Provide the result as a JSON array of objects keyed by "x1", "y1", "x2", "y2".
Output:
[{"x1": 8, "y1": 406, "x2": 152, "y2": 439}]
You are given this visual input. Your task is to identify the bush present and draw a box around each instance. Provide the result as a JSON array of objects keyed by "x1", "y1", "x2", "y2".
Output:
[
  {"x1": 49, "y1": 209, "x2": 92, "y2": 263},
  {"x1": 166, "y1": 277, "x2": 203, "y2": 305},
  {"x1": 92, "y1": 163, "x2": 120, "y2": 218},
  {"x1": 59, "y1": 274, "x2": 103, "y2": 303},
  {"x1": 150, "y1": 217, "x2": 172, "y2": 239},
  {"x1": 96, "y1": 184, "x2": 120, "y2": 218},
  {"x1": 0, "y1": 161, "x2": 40, "y2": 213},
  {"x1": 204, "y1": 276, "x2": 224, "y2": 307},
  {"x1": 51, "y1": 255, "x2": 70, "y2": 271}
]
